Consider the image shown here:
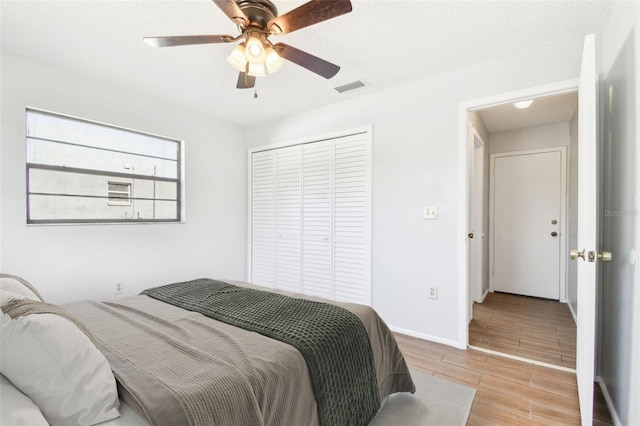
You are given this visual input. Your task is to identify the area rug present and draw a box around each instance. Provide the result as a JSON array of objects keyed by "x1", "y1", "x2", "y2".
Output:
[{"x1": 371, "y1": 369, "x2": 476, "y2": 426}]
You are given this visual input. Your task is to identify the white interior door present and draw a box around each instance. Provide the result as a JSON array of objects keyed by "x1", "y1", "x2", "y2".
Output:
[
  {"x1": 491, "y1": 149, "x2": 563, "y2": 299},
  {"x1": 574, "y1": 33, "x2": 598, "y2": 426}
]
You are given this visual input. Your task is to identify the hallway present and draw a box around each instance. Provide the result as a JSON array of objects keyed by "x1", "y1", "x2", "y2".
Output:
[{"x1": 469, "y1": 292, "x2": 576, "y2": 369}]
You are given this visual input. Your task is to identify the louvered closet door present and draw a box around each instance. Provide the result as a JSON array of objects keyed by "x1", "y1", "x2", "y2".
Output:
[
  {"x1": 251, "y1": 150, "x2": 276, "y2": 287},
  {"x1": 302, "y1": 141, "x2": 333, "y2": 299},
  {"x1": 333, "y1": 134, "x2": 371, "y2": 304},
  {"x1": 250, "y1": 130, "x2": 371, "y2": 305},
  {"x1": 275, "y1": 145, "x2": 302, "y2": 293}
]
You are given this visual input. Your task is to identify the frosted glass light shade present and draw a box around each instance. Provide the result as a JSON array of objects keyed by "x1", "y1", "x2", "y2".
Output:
[
  {"x1": 247, "y1": 62, "x2": 266, "y2": 77},
  {"x1": 514, "y1": 99, "x2": 534, "y2": 109},
  {"x1": 264, "y1": 47, "x2": 285, "y2": 74},
  {"x1": 245, "y1": 36, "x2": 266, "y2": 64},
  {"x1": 227, "y1": 43, "x2": 247, "y2": 72}
]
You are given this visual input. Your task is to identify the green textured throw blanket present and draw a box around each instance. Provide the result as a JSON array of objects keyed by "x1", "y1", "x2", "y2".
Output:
[{"x1": 142, "y1": 278, "x2": 380, "y2": 426}]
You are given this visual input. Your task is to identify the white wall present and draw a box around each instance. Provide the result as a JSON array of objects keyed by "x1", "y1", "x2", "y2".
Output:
[
  {"x1": 0, "y1": 52, "x2": 248, "y2": 303},
  {"x1": 245, "y1": 39, "x2": 585, "y2": 344},
  {"x1": 489, "y1": 122, "x2": 570, "y2": 154}
]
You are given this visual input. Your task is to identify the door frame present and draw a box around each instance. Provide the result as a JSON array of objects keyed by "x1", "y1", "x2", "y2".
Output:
[
  {"x1": 457, "y1": 79, "x2": 579, "y2": 348},
  {"x1": 488, "y1": 147, "x2": 568, "y2": 300},
  {"x1": 467, "y1": 125, "x2": 487, "y2": 322}
]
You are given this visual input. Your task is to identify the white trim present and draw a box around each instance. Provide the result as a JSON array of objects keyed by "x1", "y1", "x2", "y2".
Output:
[
  {"x1": 568, "y1": 298, "x2": 578, "y2": 325},
  {"x1": 389, "y1": 325, "x2": 464, "y2": 349},
  {"x1": 488, "y1": 146, "x2": 568, "y2": 300},
  {"x1": 480, "y1": 288, "x2": 490, "y2": 303},
  {"x1": 469, "y1": 345, "x2": 577, "y2": 373},
  {"x1": 468, "y1": 125, "x2": 486, "y2": 309},
  {"x1": 458, "y1": 78, "x2": 580, "y2": 349},
  {"x1": 247, "y1": 125, "x2": 372, "y2": 154},
  {"x1": 246, "y1": 148, "x2": 254, "y2": 282},
  {"x1": 597, "y1": 376, "x2": 623, "y2": 426}
]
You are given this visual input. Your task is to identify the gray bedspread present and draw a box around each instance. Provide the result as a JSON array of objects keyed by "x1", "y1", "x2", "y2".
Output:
[
  {"x1": 142, "y1": 278, "x2": 379, "y2": 426},
  {"x1": 65, "y1": 280, "x2": 415, "y2": 426}
]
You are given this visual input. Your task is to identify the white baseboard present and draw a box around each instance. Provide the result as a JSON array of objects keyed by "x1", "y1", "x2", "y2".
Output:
[
  {"x1": 388, "y1": 325, "x2": 464, "y2": 349},
  {"x1": 568, "y1": 300, "x2": 578, "y2": 324},
  {"x1": 597, "y1": 376, "x2": 622, "y2": 426},
  {"x1": 480, "y1": 288, "x2": 490, "y2": 303}
]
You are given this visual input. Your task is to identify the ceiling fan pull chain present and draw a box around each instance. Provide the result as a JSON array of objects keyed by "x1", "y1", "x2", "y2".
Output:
[{"x1": 254, "y1": 88, "x2": 258, "y2": 99}]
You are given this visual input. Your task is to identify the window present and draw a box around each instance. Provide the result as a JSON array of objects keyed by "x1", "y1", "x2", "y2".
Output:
[
  {"x1": 107, "y1": 182, "x2": 132, "y2": 205},
  {"x1": 26, "y1": 109, "x2": 182, "y2": 224}
]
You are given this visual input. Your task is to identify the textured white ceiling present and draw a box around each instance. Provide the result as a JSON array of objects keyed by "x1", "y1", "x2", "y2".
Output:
[
  {"x1": 1, "y1": 0, "x2": 613, "y2": 126},
  {"x1": 478, "y1": 91, "x2": 579, "y2": 134}
]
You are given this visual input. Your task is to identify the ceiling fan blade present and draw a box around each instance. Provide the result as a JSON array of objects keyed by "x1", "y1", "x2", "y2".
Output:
[
  {"x1": 268, "y1": 0, "x2": 352, "y2": 35},
  {"x1": 237, "y1": 72, "x2": 256, "y2": 89},
  {"x1": 212, "y1": 0, "x2": 249, "y2": 27},
  {"x1": 144, "y1": 35, "x2": 234, "y2": 48},
  {"x1": 276, "y1": 43, "x2": 340, "y2": 79}
]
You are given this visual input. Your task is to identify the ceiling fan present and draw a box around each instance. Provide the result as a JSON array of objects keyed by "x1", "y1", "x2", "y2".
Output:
[{"x1": 144, "y1": 0, "x2": 352, "y2": 89}]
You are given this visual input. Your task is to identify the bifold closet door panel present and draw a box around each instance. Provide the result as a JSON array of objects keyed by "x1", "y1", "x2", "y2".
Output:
[
  {"x1": 333, "y1": 135, "x2": 371, "y2": 304},
  {"x1": 302, "y1": 141, "x2": 333, "y2": 299},
  {"x1": 275, "y1": 145, "x2": 302, "y2": 293},
  {"x1": 251, "y1": 150, "x2": 276, "y2": 288}
]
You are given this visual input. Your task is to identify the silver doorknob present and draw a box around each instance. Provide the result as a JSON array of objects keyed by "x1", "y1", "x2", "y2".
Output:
[
  {"x1": 598, "y1": 251, "x2": 612, "y2": 262},
  {"x1": 570, "y1": 249, "x2": 585, "y2": 260}
]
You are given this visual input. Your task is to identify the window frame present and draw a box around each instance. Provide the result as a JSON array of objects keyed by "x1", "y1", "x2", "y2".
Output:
[{"x1": 25, "y1": 108, "x2": 184, "y2": 225}]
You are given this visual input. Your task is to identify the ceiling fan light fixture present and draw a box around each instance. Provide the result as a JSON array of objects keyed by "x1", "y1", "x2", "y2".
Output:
[
  {"x1": 247, "y1": 62, "x2": 267, "y2": 77},
  {"x1": 227, "y1": 42, "x2": 248, "y2": 72},
  {"x1": 264, "y1": 47, "x2": 285, "y2": 74},
  {"x1": 514, "y1": 99, "x2": 534, "y2": 109},
  {"x1": 245, "y1": 35, "x2": 266, "y2": 64}
]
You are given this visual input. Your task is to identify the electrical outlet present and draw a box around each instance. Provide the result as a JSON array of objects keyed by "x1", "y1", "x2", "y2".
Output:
[
  {"x1": 428, "y1": 286, "x2": 438, "y2": 299},
  {"x1": 115, "y1": 281, "x2": 124, "y2": 295}
]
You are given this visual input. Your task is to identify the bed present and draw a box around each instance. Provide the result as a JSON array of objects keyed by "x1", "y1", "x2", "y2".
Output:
[{"x1": 0, "y1": 275, "x2": 414, "y2": 426}]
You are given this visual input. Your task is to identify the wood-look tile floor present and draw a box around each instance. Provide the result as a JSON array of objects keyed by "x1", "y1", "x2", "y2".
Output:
[
  {"x1": 469, "y1": 292, "x2": 577, "y2": 369},
  {"x1": 395, "y1": 333, "x2": 613, "y2": 425}
]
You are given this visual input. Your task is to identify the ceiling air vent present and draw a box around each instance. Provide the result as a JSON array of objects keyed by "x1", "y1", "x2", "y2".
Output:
[{"x1": 334, "y1": 80, "x2": 367, "y2": 94}]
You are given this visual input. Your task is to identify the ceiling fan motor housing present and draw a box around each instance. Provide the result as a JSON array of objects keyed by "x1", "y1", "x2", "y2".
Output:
[{"x1": 236, "y1": 0, "x2": 278, "y2": 29}]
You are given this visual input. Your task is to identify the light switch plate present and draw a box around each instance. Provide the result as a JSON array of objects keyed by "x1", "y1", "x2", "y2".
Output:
[{"x1": 423, "y1": 206, "x2": 438, "y2": 220}]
